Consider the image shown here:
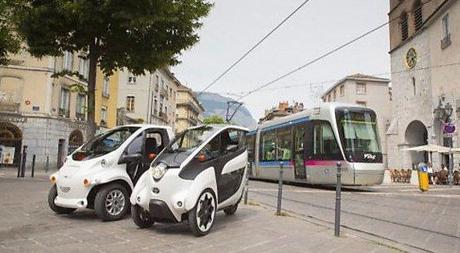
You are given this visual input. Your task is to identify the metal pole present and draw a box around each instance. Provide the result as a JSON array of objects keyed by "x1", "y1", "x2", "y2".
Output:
[
  {"x1": 17, "y1": 153, "x2": 22, "y2": 178},
  {"x1": 20, "y1": 146, "x2": 28, "y2": 178},
  {"x1": 244, "y1": 163, "x2": 250, "y2": 205},
  {"x1": 45, "y1": 156, "x2": 49, "y2": 173},
  {"x1": 276, "y1": 161, "x2": 284, "y2": 215},
  {"x1": 31, "y1": 154, "x2": 36, "y2": 178},
  {"x1": 335, "y1": 162, "x2": 342, "y2": 237}
]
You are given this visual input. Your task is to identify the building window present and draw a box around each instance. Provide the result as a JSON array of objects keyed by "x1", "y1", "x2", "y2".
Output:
[
  {"x1": 413, "y1": 0, "x2": 423, "y2": 31},
  {"x1": 101, "y1": 106, "x2": 108, "y2": 126},
  {"x1": 76, "y1": 94, "x2": 86, "y2": 121},
  {"x1": 333, "y1": 90, "x2": 336, "y2": 101},
  {"x1": 441, "y1": 14, "x2": 451, "y2": 49},
  {"x1": 126, "y1": 96, "x2": 135, "y2": 112},
  {"x1": 356, "y1": 82, "x2": 366, "y2": 95},
  {"x1": 412, "y1": 77, "x2": 416, "y2": 96},
  {"x1": 128, "y1": 73, "x2": 136, "y2": 85},
  {"x1": 328, "y1": 94, "x2": 331, "y2": 102},
  {"x1": 59, "y1": 88, "x2": 70, "y2": 117},
  {"x1": 78, "y1": 57, "x2": 89, "y2": 80},
  {"x1": 356, "y1": 101, "x2": 367, "y2": 106},
  {"x1": 103, "y1": 77, "x2": 110, "y2": 97},
  {"x1": 400, "y1": 12, "x2": 408, "y2": 41},
  {"x1": 63, "y1": 51, "x2": 73, "y2": 71},
  {"x1": 339, "y1": 85, "x2": 345, "y2": 96}
]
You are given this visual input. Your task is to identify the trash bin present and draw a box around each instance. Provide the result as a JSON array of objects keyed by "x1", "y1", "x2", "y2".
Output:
[{"x1": 418, "y1": 163, "x2": 429, "y2": 192}]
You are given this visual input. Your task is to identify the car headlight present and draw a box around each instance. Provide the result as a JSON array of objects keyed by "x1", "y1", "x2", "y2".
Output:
[{"x1": 151, "y1": 163, "x2": 168, "y2": 181}]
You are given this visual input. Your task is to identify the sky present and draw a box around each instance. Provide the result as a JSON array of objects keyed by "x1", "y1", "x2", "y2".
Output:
[{"x1": 172, "y1": 0, "x2": 390, "y2": 120}]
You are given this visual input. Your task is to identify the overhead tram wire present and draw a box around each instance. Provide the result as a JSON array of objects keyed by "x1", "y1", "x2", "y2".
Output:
[
  {"x1": 218, "y1": 62, "x2": 460, "y2": 96},
  {"x1": 235, "y1": 0, "x2": 435, "y2": 101},
  {"x1": 197, "y1": 0, "x2": 313, "y2": 96}
]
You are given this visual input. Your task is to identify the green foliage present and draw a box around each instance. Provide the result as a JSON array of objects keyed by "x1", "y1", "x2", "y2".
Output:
[
  {"x1": 0, "y1": 0, "x2": 24, "y2": 65},
  {"x1": 203, "y1": 115, "x2": 225, "y2": 125},
  {"x1": 16, "y1": 0, "x2": 212, "y2": 76},
  {"x1": 15, "y1": 0, "x2": 212, "y2": 137}
]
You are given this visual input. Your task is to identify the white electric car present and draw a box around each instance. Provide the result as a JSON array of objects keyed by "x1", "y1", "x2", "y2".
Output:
[
  {"x1": 130, "y1": 125, "x2": 249, "y2": 236},
  {"x1": 48, "y1": 125, "x2": 174, "y2": 221}
]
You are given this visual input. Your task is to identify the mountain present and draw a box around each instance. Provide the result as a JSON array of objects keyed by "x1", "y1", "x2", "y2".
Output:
[{"x1": 198, "y1": 92, "x2": 257, "y2": 129}]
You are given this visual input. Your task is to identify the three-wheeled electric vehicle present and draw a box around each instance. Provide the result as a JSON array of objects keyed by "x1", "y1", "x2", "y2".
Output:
[
  {"x1": 48, "y1": 125, "x2": 174, "y2": 221},
  {"x1": 130, "y1": 125, "x2": 249, "y2": 236}
]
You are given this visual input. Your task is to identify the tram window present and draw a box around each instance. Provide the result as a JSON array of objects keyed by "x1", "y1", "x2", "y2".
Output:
[
  {"x1": 313, "y1": 123, "x2": 341, "y2": 160},
  {"x1": 261, "y1": 131, "x2": 276, "y2": 161},
  {"x1": 276, "y1": 127, "x2": 292, "y2": 161}
]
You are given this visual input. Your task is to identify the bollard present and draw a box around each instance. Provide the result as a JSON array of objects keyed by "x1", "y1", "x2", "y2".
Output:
[
  {"x1": 335, "y1": 162, "x2": 342, "y2": 237},
  {"x1": 244, "y1": 163, "x2": 250, "y2": 205},
  {"x1": 20, "y1": 146, "x2": 28, "y2": 178},
  {"x1": 45, "y1": 156, "x2": 49, "y2": 173},
  {"x1": 17, "y1": 153, "x2": 22, "y2": 178},
  {"x1": 31, "y1": 154, "x2": 36, "y2": 178},
  {"x1": 276, "y1": 161, "x2": 284, "y2": 215}
]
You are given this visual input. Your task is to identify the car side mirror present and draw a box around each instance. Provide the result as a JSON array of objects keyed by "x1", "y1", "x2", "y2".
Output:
[
  {"x1": 119, "y1": 153, "x2": 142, "y2": 164},
  {"x1": 226, "y1": 144, "x2": 238, "y2": 153}
]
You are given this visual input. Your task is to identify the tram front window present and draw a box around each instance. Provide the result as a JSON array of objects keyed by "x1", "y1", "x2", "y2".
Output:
[{"x1": 336, "y1": 108, "x2": 382, "y2": 163}]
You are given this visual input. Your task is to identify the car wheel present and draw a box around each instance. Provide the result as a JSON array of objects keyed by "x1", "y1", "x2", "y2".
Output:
[
  {"x1": 48, "y1": 185, "x2": 76, "y2": 214},
  {"x1": 94, "y1": 183, "x2": 130, "y2": 221},
  {"x1": 223, "y1": 203, "x2": 238, "y2": 216},
  {"x1": 131, "y1": 205, "x2": 154, "y2": 228},
  {"x1": 188, "y1": 189, "x2": 216, "y2": 236}
]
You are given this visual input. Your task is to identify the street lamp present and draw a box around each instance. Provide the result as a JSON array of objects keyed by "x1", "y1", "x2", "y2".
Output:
[{"x1": 434, "y1": 98, "x2": 455, "y2": 186}]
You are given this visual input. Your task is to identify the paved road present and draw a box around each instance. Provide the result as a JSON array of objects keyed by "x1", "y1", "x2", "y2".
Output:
[
  {"x1": 248, "y1": 180, "x2": 460, "y2": 253},
  {"x1": 0, "y1": 169, "x2": 399, "y2": 253}
]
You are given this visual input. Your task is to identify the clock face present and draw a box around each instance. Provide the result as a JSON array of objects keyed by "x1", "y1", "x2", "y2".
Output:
[{"x1": 406, "y1": 48, "x2": 417, "y2": 69}]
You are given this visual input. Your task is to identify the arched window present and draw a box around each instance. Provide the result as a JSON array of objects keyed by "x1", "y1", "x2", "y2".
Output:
[
  {"x1": 400, "y1": 12, "x2": 409, "y2": 41},
  {"x1": 413, "y1": 0, "x2": 423, "y2": 31}
]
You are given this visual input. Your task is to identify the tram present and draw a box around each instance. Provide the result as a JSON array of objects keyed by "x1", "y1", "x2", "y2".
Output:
[{"x1": 247, "y1": 103, "x2": 384, "y2": 186}]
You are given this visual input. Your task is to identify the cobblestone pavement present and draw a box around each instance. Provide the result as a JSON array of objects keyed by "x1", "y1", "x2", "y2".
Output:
[
  {"x1": 0, "y1": 168, "x2": 403, "y2": 253},
  {"x1": 249, "y1": 180, "x2": 460, "y2": 253}
]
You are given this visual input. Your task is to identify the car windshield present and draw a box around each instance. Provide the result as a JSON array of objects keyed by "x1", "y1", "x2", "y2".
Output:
[
  {"x1": 336, "y1": 108, "x2": 382, "y2": 163},
  {"x1": 167, "y1": 126, "x2": 216, "y2": 153},
  {"x1": 72, "y1": 127, "x2": 140, "y2": 161},
  {"x1": 153, "y1": 126, "x2": 217, "y2": 168}
]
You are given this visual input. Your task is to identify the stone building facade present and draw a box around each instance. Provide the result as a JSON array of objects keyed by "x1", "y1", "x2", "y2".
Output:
[
  {"x1": 387, "y1": 0, "x2": 460, "y2": 170},
  {"x1": 0, "y1": 50, "x2": 89, "y2": 168},
  {"x1": 117, "y1": 68, "x2": 180, "y2": 131},
  {"x1": 322, "y1": 74, "x2": 391, "y2": 168},
  {"x1": 175, "y1": 85, "x2": 204, "y2": 133}
]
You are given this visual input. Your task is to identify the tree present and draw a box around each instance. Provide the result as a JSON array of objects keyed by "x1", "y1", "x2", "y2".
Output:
[
  {"x1": 0, "y1": 0, "x2": 23, "y2": 65},
  {"x1": 16, "y1": 0, "x2": 212, "y2": 139},
  {"x1": 203, "y1": 115, "x2": 225, "y2": 125}
]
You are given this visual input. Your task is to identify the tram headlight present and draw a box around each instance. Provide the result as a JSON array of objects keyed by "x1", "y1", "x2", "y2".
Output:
[{"x1": 151, "y1": 163, "x2": 168, "y2": 181}]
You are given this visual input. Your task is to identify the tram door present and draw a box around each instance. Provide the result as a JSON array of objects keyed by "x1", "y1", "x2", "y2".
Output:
[{"x1": 293, "y1": 125, "x2": 306, "y2": 179}]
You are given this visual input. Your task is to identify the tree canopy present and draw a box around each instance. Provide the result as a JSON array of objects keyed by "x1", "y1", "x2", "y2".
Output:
[
  {"x1": 203, "y1": 115, "x2": 225, "y2": 125},
  {"x1": 16, "y1": 0, "x2": 212, "y2": 137},
  {"x1": 0, "y1": 0, "x2": 23, "y2": 65}
]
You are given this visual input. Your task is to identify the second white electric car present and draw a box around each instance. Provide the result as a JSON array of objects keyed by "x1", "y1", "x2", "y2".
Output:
[
  {"x1": 130, "y1": 125, "x2": 249, "y2": 236},
  {"x1": 48, "y1": 125, "x2": 174, "y2": 221}
]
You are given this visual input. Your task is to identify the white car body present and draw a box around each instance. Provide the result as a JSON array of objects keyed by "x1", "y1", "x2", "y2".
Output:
[
  {"x1": 50, "y1": 125, "x2": 174, "y2": 210},
  {"x1": 131, "y1": 125, "x2": 249, "y2": 224}
]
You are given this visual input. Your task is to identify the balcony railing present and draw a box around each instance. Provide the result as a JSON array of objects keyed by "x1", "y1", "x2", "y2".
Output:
[
  {"x1": 158, "y1": 111, "x2": 168, "y2": 122},
  {"x1": 58, "y1": 108, "x2": 70, "y2": 118},
  {"x1": 76, "y1": 112, "x2": 86, "y2": 121},
  {"x1": 100, "y1": 120, "x2": 107, "y2": 127},
  {"x1": 0, "y1": 102, "x2": 20, "y2": 113},
  {"x1": 160, "y1": 88, "x2": 169, "y2": 99}
]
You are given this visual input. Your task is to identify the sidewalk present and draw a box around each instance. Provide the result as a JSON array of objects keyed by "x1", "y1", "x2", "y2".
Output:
[{"x1": 0, "y1": 173, "x2": 403, "y2": 253}]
